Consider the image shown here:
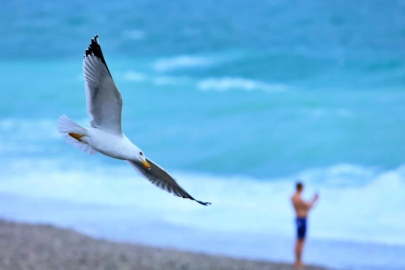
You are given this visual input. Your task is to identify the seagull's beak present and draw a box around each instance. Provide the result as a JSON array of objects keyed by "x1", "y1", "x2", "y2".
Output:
[{"x1": 141, "y1": 158, "x2": 151, "y2": 170}]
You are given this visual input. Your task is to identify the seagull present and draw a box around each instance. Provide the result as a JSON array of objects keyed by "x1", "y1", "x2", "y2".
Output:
[{"x1": 57, "y1": 35, "x2": 211, "y2": 206}]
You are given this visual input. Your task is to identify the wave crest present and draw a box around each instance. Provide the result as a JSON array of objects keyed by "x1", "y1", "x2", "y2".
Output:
[
  {"x1": 198, "y1": 77, "x2": 286, "y2": 92},
  {"x1": 0, "y1": 157, "x2": 404, "y2": 246},
  {"x1": 122, "y1": 71, "x2": 146, "y2": 82},
  {"x1": 153, "y1": 55, "x2": 214, "y2": 72}
]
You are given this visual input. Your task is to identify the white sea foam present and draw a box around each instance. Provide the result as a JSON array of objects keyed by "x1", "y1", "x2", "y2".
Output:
[
  {"x1": 0, "y1": 118, "x2": 60, "y2": 140},
  {"x1": 153, "y1": 76, "x2": 188, "y2": 85},
  {"x1": 198, "y1": 77, "x2": 286, "y2": 92},
  {"x1": 0, "y1": 118, "x2": 90, "y2": 154},
  {"x1": 0, "y1": 118, "x2": 89, "y2": 136},
  {"x1": 0, "y1": 157, "x2": 404, "y2": 247},
  {"x1": 153, "y1": 55, "x2": 214, "y2": 72},
  {"x1": 122, "y1": 71, "x2": 147, "y2": 82},
  {"x1": 120, "y1": 71, "x2": 189, "y2": 86}
]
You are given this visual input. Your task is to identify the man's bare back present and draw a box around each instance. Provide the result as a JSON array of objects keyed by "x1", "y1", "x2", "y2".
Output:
[
  {"x1": 291, "y1": 182, "x2": 319, "y2": 269},
  {"x1": 291, "y1": 192, "x2": 319, "y2": 217}
]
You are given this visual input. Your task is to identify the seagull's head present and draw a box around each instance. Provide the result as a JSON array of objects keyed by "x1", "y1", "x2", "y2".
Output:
[{"x1": 138, "y1": 151, "x2": 151, "y2": 170}]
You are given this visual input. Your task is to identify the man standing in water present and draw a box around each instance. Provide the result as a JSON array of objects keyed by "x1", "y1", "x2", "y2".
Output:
[{"x1": 291, "y1": 182, "x2": 319, "y2": 269}]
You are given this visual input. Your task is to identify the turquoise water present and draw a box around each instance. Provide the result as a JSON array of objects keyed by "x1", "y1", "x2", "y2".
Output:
[{"x1": 1, "y1": 1, "x2": 405, "y2": 269}]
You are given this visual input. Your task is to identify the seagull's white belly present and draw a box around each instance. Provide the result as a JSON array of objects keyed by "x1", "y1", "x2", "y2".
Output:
[{"x1": 83, "y1": 128, "x2": 137, "y2": 160}]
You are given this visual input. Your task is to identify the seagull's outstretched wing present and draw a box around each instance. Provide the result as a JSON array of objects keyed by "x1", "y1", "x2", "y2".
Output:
[
  {"x1": 83, "y1": 35, "x2": 122, "y2": 135},
  {"x1": 127, "y1": 159, "x2": 211, "y2": 206}
]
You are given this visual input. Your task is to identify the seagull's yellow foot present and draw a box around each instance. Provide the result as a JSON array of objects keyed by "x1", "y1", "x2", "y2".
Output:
[{"x1": 69, "y1": 133, "x2": 84, "y2": 141}]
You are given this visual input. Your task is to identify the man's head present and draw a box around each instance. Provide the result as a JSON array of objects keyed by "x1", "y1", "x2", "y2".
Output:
[{"x1": 296, "y1": 181, "x2": 304, "y2": 192}]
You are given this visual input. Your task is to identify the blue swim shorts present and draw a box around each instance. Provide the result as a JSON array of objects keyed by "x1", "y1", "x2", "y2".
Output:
[{"x1": 296, "y1": 217, "x2": 307, "y2": 239}]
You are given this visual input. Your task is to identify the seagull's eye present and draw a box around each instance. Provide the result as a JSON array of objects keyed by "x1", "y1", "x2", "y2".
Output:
[{"x1": 140, "y1": 152, "x2": 143, "y2": 156}]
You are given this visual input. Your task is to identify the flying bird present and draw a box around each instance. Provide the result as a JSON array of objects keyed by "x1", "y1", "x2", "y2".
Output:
[{"x1": 57, "y1": 35, "x2": 211, "y2": 206}]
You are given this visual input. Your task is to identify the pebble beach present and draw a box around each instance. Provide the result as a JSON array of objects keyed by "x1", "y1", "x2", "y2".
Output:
[{"x1": 0, "y1": 220, "x2": 327, "y2": 270}]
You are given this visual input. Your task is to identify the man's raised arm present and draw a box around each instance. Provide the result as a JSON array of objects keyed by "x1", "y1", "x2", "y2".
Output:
[{"x1": 307, "y1": 193, "x2": 319, "y2": 209}]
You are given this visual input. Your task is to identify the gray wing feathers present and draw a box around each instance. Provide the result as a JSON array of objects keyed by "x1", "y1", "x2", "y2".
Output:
[
  {"x1": 83, "y1": 37, "x2": 123, "y2": 135},
  {"x1": 126, "y1": 159, "x2": 211, "y2": 206}
]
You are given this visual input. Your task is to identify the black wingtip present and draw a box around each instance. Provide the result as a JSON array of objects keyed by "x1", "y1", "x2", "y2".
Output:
[
  {"x1": 84, "y1": 34, "x2": 111, "y2": 75},
  {"x1": 195, "y1": 200, "x2": 212, "y2": 206},
  {"x1": 84, "y1": 35, "x2": 101, "y2": 57}
]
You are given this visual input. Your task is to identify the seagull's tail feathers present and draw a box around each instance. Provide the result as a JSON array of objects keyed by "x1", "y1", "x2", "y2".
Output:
[{"x1": 57, "y1": 114, "x2": 96, "y2": 155}]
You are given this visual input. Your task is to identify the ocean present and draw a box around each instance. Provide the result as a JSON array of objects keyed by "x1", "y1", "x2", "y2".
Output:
[{"x1": 0, "y1": 0, "x2": 405, "y2": 269}]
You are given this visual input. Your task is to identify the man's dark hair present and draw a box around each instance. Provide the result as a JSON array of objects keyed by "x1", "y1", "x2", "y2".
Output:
[{"x1": 296, "y1": 181, "x2": 303, "y2": 191}]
